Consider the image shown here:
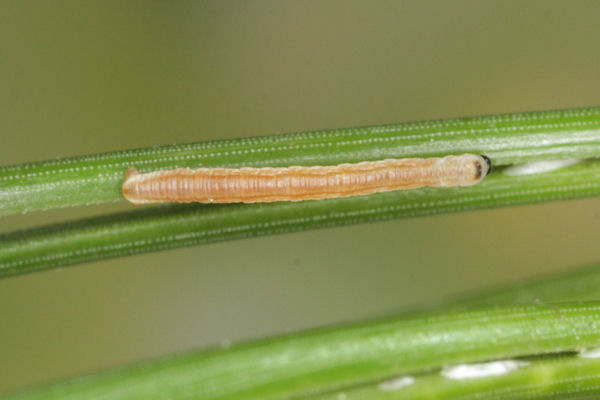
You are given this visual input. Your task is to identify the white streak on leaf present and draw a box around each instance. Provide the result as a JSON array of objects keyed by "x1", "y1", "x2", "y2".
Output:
[
  {"x1": 579, "y1": 348, "x2": 600, "y2": 358},
  {"x1": 378, "y1": 376, "x2": 415, "y2": 391},
  {"x1": 503, "y1": 160, "x2": 581, "y2": 176},
  {"x1": 441, "y1": 360, "x2": 529, "y2": 380}
]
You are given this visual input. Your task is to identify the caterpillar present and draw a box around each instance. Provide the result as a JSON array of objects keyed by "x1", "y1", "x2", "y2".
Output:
[{"x1": 122, "y1": 154, "x2": 491, "y2": 205}]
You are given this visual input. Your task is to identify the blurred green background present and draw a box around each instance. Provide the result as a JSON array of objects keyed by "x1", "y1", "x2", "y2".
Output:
[{"x1": 2, "y1": 0, "x2": 600, "y2": 396}]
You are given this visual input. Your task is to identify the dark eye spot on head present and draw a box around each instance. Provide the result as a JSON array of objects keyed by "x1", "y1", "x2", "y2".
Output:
[
  {"x1": 473, "y1": 155, "x2": 492, "y2": 179},
  {"x1": 481, "y1": 155, "x2": 492, "y2": 176}
]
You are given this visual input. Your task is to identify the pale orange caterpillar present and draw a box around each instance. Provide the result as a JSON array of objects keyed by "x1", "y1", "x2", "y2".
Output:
[{"x1": 122, "y1": 154, "x2": 491, "y2": 205}]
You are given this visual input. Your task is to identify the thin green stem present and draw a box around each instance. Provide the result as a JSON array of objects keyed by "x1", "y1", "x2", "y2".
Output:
[
  {"x1": 2, "y1": 107, "x2": 600, "y2": 216},
  {"x1": 4, "y1": 303, "x2": 600, "y2": 400},
  {"x1": 3, "y1": 158, "x2": 600, "y2": 277}
]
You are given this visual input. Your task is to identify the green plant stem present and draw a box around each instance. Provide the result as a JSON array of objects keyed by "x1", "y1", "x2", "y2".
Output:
[
  {"x1": 7, "y1": 261, "x2": 600, "y2": 399},
  {"x1": 2, "y1": 107, "x2": 600, "y2": 216},
  {"x1": 3, "y1": 158, "x2": 600, "y2": 278},
  {"x1": 312, "y1": 353, "x2": 600, "y2": 400},
  {"x1": 4, "y1": 303, "x2": 600, "y2": 400}
]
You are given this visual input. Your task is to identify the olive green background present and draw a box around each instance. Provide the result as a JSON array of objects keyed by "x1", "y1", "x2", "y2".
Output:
[{"x1": 2, "y1": 0, "x2": 600, "y2": 396}]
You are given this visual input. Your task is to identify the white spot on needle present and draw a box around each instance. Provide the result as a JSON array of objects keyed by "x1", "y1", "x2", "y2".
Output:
[
  {"x1": 378, "y1": 376, "x2": 415, "y2": 391},
  {"x1": 579, "y1": 348, "x2": 600, "y2": 359},
  {"x1": 441, "y1": 360, "x2": 529, "y2": 380},
  {"x1": 503, "y1": 159, "x2": 580, "y2": 176}
]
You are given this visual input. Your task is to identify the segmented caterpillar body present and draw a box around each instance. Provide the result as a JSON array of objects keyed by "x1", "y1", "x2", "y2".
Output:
[{"x1": 122, "y1": 154, "x2": 490, "y2": 205}]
